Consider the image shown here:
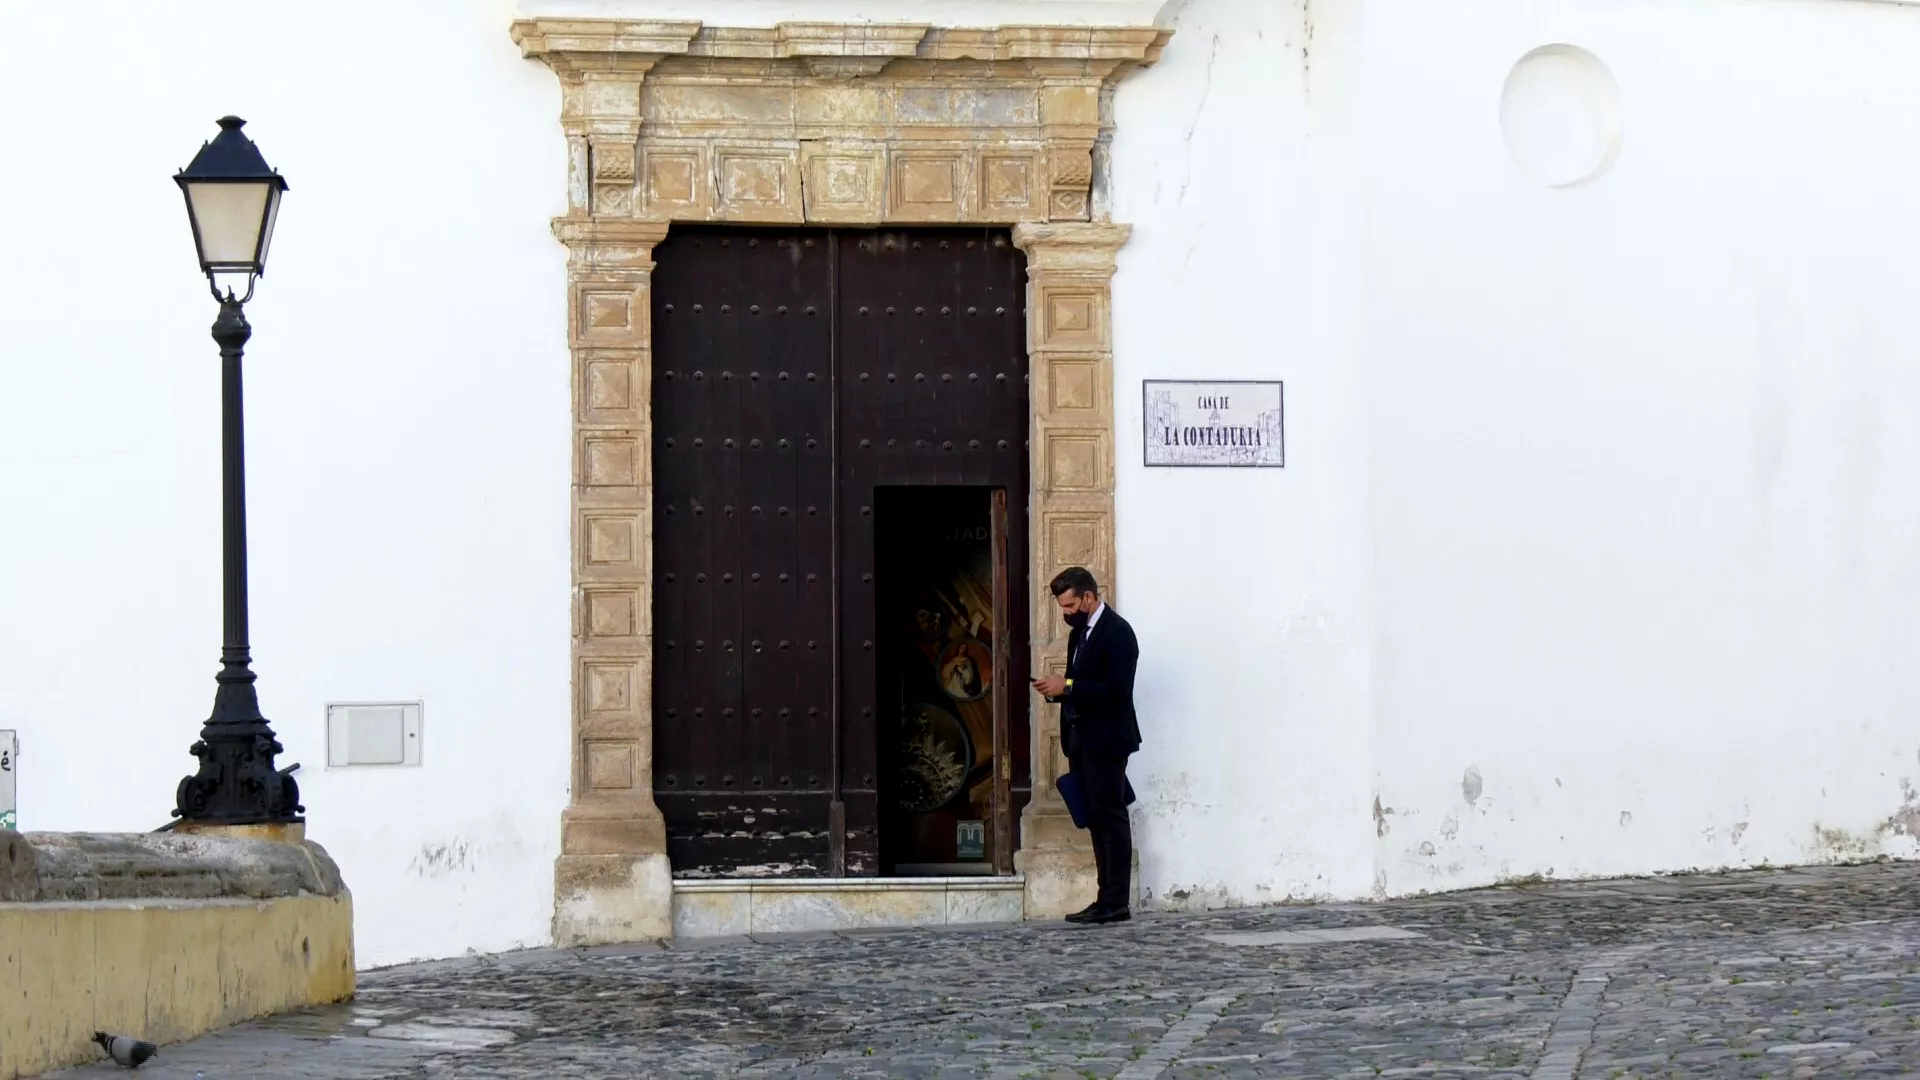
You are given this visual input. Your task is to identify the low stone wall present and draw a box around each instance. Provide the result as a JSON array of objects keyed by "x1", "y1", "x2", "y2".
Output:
[{"x1": 0, "y1": 830, "x2": 354, "y2": 1079}]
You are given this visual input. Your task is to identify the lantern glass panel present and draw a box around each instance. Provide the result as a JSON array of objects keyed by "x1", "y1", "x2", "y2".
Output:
[
  {"x1": 255, "y1": 185, "x2": 282, "y2": 271},
  {"x1": 184, "y1": 180, "x2": 273, "y2": 271}
]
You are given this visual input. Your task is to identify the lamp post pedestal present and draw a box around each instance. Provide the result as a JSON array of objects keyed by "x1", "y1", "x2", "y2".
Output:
[{"x1": 172, "y1": 296, "x2": 302, "y2": 828}]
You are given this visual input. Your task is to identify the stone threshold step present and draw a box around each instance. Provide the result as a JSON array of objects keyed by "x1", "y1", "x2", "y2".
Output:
[
  {"x1": 671, "y1": 875, "x2": 1026, "y2": 937},
  {"x1": 675, "y1": 875, "x2": 1022, "y2": 891}
]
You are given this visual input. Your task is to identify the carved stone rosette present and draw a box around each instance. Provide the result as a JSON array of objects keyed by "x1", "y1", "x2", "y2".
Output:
[{"x1": 512, "y1": 17, "x2": 1169, "y2": 944}]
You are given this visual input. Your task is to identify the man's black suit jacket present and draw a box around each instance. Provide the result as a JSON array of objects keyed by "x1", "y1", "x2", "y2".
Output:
[{"x1": 1058, "y1": 607, "x2": 1142, "y2": 759}]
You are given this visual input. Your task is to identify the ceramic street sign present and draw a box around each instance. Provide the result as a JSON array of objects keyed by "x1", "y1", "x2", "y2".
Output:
[{"x1": 1143, "y1": 380, "x2": 1285, "y2": 467}]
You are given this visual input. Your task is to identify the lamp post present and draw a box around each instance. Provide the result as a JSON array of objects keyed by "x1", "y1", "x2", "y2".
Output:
[{"x1": 169, "y1": 116, "x2": 302, "y2": 827}]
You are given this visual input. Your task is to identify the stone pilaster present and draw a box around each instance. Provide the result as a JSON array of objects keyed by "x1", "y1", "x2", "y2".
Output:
[
  {"x1": 552, "y1": 217, "x2": 675, "y2": 946},
  {"x1": 516, "y1": 19, "x2": 697, "y2": 947},
  {"x1": 1012, "y1": 222, "x2": 1130, "y2": 917}
]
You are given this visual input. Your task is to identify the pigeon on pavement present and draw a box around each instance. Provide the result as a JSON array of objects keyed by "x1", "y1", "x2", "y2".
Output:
[{"x1": 91, "y1": 1032, "x2": 158, "y2": 1068}]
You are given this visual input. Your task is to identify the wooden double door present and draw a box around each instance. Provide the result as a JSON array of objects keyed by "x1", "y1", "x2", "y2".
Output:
[{"x1": 650, "y1": 227, "x2": 1032, "y2": 878}]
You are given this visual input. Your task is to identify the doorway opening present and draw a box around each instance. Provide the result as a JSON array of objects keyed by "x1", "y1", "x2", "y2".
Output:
[
  {"x1": 650, "y1": 225, "x2": 1031, "y2": 879},
  {"x1": 875, "y1": 486, "x2": 1025, "y2": 875}
]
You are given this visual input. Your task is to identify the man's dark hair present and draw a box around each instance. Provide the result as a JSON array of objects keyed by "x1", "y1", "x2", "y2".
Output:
[{"x1": 1050, "y1": 566, "x2": 1099, "y2": 598}]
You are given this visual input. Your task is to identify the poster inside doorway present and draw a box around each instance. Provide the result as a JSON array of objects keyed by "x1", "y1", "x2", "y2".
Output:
[{"x1": 876, "y1": 489, "x2": 1001, "y2": 872}]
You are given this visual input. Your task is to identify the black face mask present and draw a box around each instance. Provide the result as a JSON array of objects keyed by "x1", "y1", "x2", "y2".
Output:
[{"x1": 1064, "y1": 609, "x2": 1091, "y2": 631}]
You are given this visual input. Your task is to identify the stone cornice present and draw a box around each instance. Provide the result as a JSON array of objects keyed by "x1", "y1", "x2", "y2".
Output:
[
  {"x1": 511, "y1": 18, "x2": 1172, "y2": 76},
  {"x1": 1014, "y1": 222, "x2": 1132, "y2": 271},
  {"x1": 920, "y1": 25, "x2": 1170, "y2": 63},
  {"x1": 552, "y1": 217, "x2": 673, "y2": 271},
  {"x1": 511, "y1": 19, "x2": 701, "y2": 63}
]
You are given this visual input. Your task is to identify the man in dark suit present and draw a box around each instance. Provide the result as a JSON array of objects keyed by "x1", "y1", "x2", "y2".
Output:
[{"x1": 1032, "y1": 566, "x2": 1141, "y2": 925}]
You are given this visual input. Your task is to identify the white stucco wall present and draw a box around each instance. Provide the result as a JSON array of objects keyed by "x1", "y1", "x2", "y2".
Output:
[
  {"x1": 7, "y1": 0, "x2": 1920, "y2": 965},
  {"x1": 1113, "y1": 0, "x2": 1920, "y2": 899},
  {"x1": 0, "y1": 0, "x2": 573, "y2": 968},
  {"x1": 1108, "y1": 0, "x2": 1380, "y2": 908},
  {"x1": 1359, "y1": 0, "x2": 1920, "y2": 895},
  {"x1": 1114, "y1": 0, "x2": 1920, "y2": 908}
]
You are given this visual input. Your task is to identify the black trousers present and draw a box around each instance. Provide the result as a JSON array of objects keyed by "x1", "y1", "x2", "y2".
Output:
[{"x1": 1073, "y1": 751, "x2": 1133, "y2": 908}]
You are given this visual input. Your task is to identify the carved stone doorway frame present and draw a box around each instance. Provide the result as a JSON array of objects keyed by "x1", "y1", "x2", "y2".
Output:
[{"x1": 511, "y1": 17, "x2": 1169, "y2": 945}]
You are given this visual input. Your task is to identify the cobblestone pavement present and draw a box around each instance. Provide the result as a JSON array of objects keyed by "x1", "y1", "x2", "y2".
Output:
[{"x1": 45, "y1": 863, "x2": 1920, "y2": 1079}]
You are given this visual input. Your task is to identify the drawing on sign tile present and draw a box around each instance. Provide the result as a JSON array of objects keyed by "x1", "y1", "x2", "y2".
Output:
[
  {"x1": 1, "y1": 731, "x2": 16, "y2": 831},
  {"x1": 1143, "y1": 380, "x2": 1285, "y2": 467}
]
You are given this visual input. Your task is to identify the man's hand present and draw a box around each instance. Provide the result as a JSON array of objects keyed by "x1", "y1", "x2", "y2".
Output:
[{"x1": 1033, "y1": 675, "x2": 1067, "y2": 698}]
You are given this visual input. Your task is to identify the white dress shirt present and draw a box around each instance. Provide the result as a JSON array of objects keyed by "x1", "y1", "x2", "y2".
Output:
[{"x1": 1070, "y1": 602, "x2": 1107, "y2": 675}]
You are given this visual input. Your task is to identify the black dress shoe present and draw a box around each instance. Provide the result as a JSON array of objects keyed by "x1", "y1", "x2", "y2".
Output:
[
  {"x1": 1085, "y1": 905, "x2": 1131, "y2": 925},
  {"x1": 1064, "y1": 902, "x2": 1103, "y2": 924}
]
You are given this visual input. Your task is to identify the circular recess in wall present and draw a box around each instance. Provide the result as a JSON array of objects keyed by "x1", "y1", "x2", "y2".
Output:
[{"x1": 1499, "y1": 44, "x2": 1624, "y2": 188}]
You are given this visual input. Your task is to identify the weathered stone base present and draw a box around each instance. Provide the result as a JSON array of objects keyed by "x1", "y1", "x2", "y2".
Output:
[
  {"x1": 1017, "y1": 847, "x2": 1139, "y2": 919},
  {"x1": 0, "y1": 893, "x2": 353, "y2": 1079},
  {"x1": 673, "y1": 877, "x2": 1026, "y2": 938},
  {"x1": 171, "y1": 820, "x2": 307, "y2": 845},
  {"x1": 552, "y1": 853, "x2": 674, "y2": 947},
  {"x1": 0, "y1": 830, "x2": 355, "y2": 1078}
]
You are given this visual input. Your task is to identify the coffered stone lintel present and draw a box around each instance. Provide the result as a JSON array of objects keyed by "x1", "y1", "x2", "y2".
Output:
[{"x1": 517, "y1": 19, "x2": 1169, "y2": 225}]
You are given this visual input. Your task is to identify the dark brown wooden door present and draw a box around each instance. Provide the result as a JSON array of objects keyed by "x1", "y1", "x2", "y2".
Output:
[
  {"x1": 651, "y1": 226, "x2": 1029, "y2": 878},
  {"x1": 836, "y1": 230, "x2": 1030, "y2": 876},
  {"x1": 652, "y1": 230, "x2": 836, "y2": 877}
]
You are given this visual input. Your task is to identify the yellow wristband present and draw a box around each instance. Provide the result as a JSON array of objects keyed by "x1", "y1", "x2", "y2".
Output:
[{"x1": 1064, "y1": 679, "x2": 1073, "y2": 693}]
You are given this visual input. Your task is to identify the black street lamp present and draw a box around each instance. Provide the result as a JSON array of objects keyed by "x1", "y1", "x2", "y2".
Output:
[{"x1": 169, "y1": 116, "x2": 303, "y2": 827}]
